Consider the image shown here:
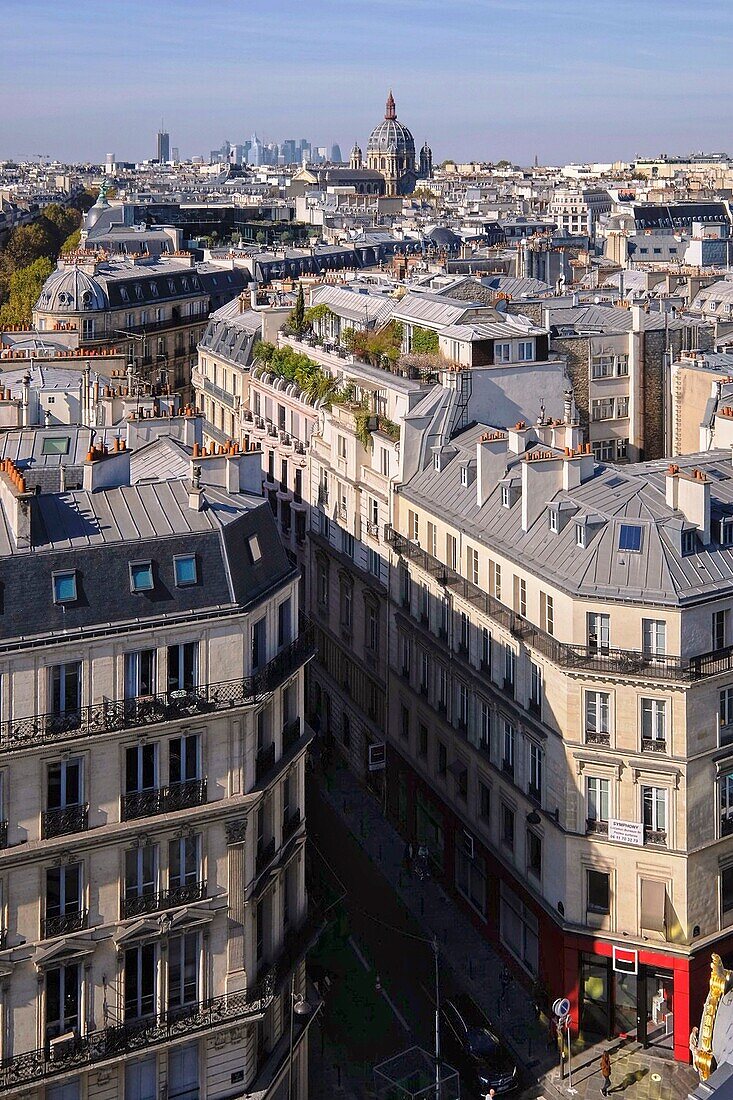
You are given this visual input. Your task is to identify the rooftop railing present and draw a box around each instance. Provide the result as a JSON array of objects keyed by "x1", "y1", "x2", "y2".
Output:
[
  {"x1": 386, "y1": 528, "x2": 733, "y2": 684},
  {"x1": 0, "y1": 624, "x2": 315, "y2": 754}
]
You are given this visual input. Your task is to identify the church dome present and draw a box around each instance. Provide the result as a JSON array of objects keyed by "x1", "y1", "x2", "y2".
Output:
[
  {"x1": 367, "y1": 91, "x2": 415, "y2": 158},
  {"x1": 36, "y1": 265, "x2": 108, "y2": 313}
]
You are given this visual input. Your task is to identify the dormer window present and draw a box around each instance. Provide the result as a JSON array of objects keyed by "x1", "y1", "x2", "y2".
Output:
[
  {"x1": 576, "y1": 523, "x2": 586, "y2": 548},
  {"x1": 130, "y1": 561, "x2": 154, "y2": 593},
  {"x1": 53, "y1": 571, "x2": 77, "y2": 604},
  {"x1": 618, "y1": 524, "x2": 642, "y2": 553},
  {"x1": 433, "y1": 454, "x2": 440, "y2": 471},
  {"x1": 501, "y1": 485, "x2": 511, "y2": 508},
  {"x1": 549, "y1": 509, "x2": 559, "y2": 533},
  {"x1": 461, "y1": 467, "x2": 469, "y2": 487},
  {"x1": 682, "y1": 529, "x2": 697, "y2": 556}
]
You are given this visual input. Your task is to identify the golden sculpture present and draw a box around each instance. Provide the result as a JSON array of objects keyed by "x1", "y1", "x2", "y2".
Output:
[{"x1": 691, "y1": 954, "x2": 733, "y2": 1080}]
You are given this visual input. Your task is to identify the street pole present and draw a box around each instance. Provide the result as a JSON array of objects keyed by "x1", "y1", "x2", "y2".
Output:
[
  {"x1": 433, "y1": 936, "x2": 441, "y2": 1100},
  {"x1": 287, "y1": 970, "x2": 296, "y2": 1100}
]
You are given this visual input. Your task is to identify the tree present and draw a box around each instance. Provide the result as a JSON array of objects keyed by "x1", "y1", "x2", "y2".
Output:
[
  {"x1": 60, "y1": 228, "x2": 81, "y2": 254},
  {"x1": 41, "y1": 203, "x2": 81, "y2": 246},
  {"x1": 0, "y1": 221, "x2": 57, "y2": 276},
  {"x1": 290, "y1": 283, "x2": 306, "y2": 338},
  {"x1": 0, "y1": 256, "x2": 54, "y2": 326},
  {"x1": 411, "y1": 325, "x2": 439, "y2": 355},
  {"x1": 255, "y1": 231, "x2": 267, "y2": 246}
]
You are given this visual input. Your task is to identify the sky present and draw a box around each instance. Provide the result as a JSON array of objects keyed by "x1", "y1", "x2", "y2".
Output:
[{"x1": 1, "y1": 0, "x2": 730, "y2": 165}]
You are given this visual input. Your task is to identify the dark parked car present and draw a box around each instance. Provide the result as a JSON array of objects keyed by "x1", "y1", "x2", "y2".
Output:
[{"x1": 440, "y1": 995, "x2": 518, "y2": 1098}]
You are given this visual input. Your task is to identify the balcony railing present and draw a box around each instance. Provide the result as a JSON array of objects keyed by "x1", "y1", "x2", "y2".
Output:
[
  {"x1": 641, "y1": 737, "x2": 667, "y2": 753},
  {"x1": 0, "y1": 624, "x2": 315, "y2": 754},
  {"x1": 586, "y1": 818, "x2": 609, "y2": 836},
  {"x1": 42, "y1": 804, "x2": 88, "y2": 839},
  {"x1": 585, "y1": 729, "x2": 611, "y2": 747},
  {"x1": 42, "y1": 909, "x2": 88, "y2": 940},
  {"x1": 122, "y1": 881, "x2": 207, "y2": 919},
  {"x1": 644, "y1": 828, "x2": 667, "y2": 846},
  {"x1": 386, "y1": 528, "x2": 733, "y2": 683},
  {"x1": 122, "y1": 779, "x2": 206, "y2": 822},
  {"x1": 0, "y1": 978, "x2": 275, "y2": 1091}
]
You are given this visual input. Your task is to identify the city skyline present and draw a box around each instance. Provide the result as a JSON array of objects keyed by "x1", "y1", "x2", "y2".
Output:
[{"x1": 2, "y1": 0, "x2": 732, "y2": 164}]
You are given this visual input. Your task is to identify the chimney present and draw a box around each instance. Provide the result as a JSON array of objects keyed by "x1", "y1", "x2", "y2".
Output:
[
  {"x1": 189, "y1": 465, "x2": 204, "y2": 511},
  {"x1": 21, "y1": 372, "x2": 31, "y2": 427},
  {"x1": 82, "y1": 442, "x2": 131, "y2": 492},
  {"x1": 249, "y1": 282, "x2": 258, "y2": 310},
  {"x1": 507, "y1": 421, "x2": 533, "y2": 455},
  {"x1": 476, "y1": 431, "x2": 508, "y2": 507},
  {"x1": 631, "y1": 304, "x2": 645, "y2": 332},
  {"x1": 0, "y1": 459, "x2": 33, "y2": 550},
  {"x1": 666, "y1": 464, "x2": 711, "y2": 545},
  {"x1": 520, "y1": 451, "x2": 564, "y2": 531}
]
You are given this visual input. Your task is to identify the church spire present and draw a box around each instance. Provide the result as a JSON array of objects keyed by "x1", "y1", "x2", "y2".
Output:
[{"x1": 385, "y1": 90, "x2": 396, "y2": 120}]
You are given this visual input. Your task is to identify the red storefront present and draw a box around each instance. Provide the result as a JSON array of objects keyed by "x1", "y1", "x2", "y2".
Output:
[{"x1": 388, "y1": 747, "x2": 725, "y2": 1064}]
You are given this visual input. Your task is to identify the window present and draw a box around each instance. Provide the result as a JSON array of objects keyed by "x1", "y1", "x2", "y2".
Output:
[
  {"x1": 51, "y1": 661, "x2": 81, "y2": 718},
  {"x1": 170, "y1": 734, "x2": 200, "y2": 784},
  {"x1": 125, "y1": 943, "x2": 157, "y2": 1020},
  {"x1": 722, "y1": 867, "x2": 733, "y2": 920},
  {"x1": 504, "y1": 647, "x2": 515, "y2": 691},
  {"x1": 277, "y1": 598, "x2": 292, "y2": 648},
  {"x1": 167, "y1": 642, "x2": 197, "y2": 692},
  {"x1": 168, "y1": 931, "x2": 199, "y2": 1008},
  {"x1": 618, "y1": 524, "x2": 642, "y2": 552},
  {"x1": 585, "y1": 691, "x2": 610, "y2": 741},
  {"x1": 418, "y1": 723, "x2": 428, "y2": 758},
  {"x1": 541, "y1": 592, "x2": 554, "y2": 635},
  {"x1": 502, "y1": 721, "x2": 515, "y2": 776},
  {"x1": 517, "y1": 578, "x2": 527, "y2": 617},
  {"x1": 125, "y1": 843, "x2": 157, "y2": 904},
  {"x1": 52, "y1": 571, "x2": 77, "y2": 604},
  {"x1": 642, "y1": 619, "x2": 666, "y2": 656},
  {"x1": 125, "y1": 650, "x2": 156, "y2": 699},
  {"x1": 400, "y1": 703, "x2": 410, "y2": 742},
  {"x1": 457, "y1": 682, "x2": 469, "y2": 728},
  {"x1": 616, "y1": 396, "x2": 629, "y2": 418},
  {"x1": 130, "y1": 561, "x2": 154, "y2": 593},
  {"x1": 427, "y1": 521, "x2": 437, "y2": 557},
  {"x1": 548, "y1": 509, "x2": 558, "y2": 533},
  {"x1": 446, "y1": 533, "x2": 457, "y2": 570},
  {"x1": 126, "y1": 743, "x2": 158, "y2": 796},
  {"x1": 641, "y1": 698, "x2": 666, "y2": 744},
  {"x1": 682, "y1": 529, "x2": 697, "y2": 555},
  {"x1": 501, "y1": 804, "x2": 515, "y2": 850},
  {"x1": 48, "y1": 758, "x2": 83, "y2": 811},
  {"x1": 576, "y1": 524, "x2": 586, "y2": 548},
  {"x1": 408, "y1": 509, "x2": 419, "y2": 541},
  {"x1": 341, "y1": 530, "x2": 354, "y2": 558},
  {"x1": 490, "y1": 560, "x2": 502, "y2": 601},
  {"x1": 437, "y1": 741, "x2": 447, "y2": 777},
  {"x1": 337, "y1": 434, "x2": 347, "y2": 460},
  {"x1": 481, "y1": 627, "x2": 491, "y2": 670},
  {"x1": 480, "y1": 702, "x2": 491, "y2": 750},
  {"x1": 46, "y1": 863, "x2": 82, "y2": 932},
  {"x1": 588, "y1": 613, "x2": 610, "y2": 654},
  {"x1": 642, "y1": 786, "x2": 667, "y2": 839},
  {"x1": 721, "y1": 688, "x2": 733, "y2": 738},
  {"x1": 714, "y1": 609, "x2": 729, "y2": 650},
  {"x1": 587, "y1": 869, "x2": 610, "y2": 915},
  {"x1": 247, "y1": 534, "x2": 262, "y2": 563},
  {"x1": 721, "y1": 773, "x2": 733, "y2": 836},
  {"x1": 455, "y1": 837, "x2": 486, "y2": 916},
  {"x1": 317, "y1": 560, "x2": 329, "y2": 605},
  {"x1": 459, "y1": 612, "x2": 470, "y2": 654},
  {"x1": 530, "y1": 662, "x2": 542, "y2": 711},
  {"x1": 251, "y1": 618, "x2": 267, "y2": 672},
  {"x1": 518, "y1": 340, "x2": 534, "y2": 361},
  {"x1": 173, "y1": 555, "x2": 197, "y2": 587},
  {"x1": 501, "y1": 485, "x2": 511, "y2": 509},
  {"x1": 526, "y1": 831, "x2": 542, "y2": 879},
  {"x1": 420, "y1": 649, "x2": 429, "y2": 693},
  {"x1": 46, "y1": 962, "x2": 80, "y2": 1039},
  {"x1": 586, "y1": 776, "x2": 610, "y2": 824},
  {"x1": 528, "y1": 742, "x2": 543, "y2": 801},
  {"x1": 369, "y1": 547, "x2": 381, "y2": 577},
  {"x1": 720, "y1": 519, "x2": 733, "y2": 547},
  {"x1": 479, "y1": 782, "x2": 491, "y2": 822},
  {"x1": 380, "y1": 448, "x2": 389, "y2": 476},
  {"x1": 467, "y1": 547, "x2": 479, "y2": 586},
  {"x1": 495, "y1": 342, "x2": 511, "y2": 363},
  {"x1": 500, "y1": 881, "x2": 538, "y2": 974}
]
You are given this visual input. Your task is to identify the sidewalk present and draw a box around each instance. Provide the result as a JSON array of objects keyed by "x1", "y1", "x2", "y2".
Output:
[{"x1": 316, "y1": 763, "x2": 699, "y2": 1100}]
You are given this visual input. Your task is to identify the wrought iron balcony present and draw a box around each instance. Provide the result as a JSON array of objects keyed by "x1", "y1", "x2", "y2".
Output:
[
  {"x1": 255, "y1": 744, "x2": 276, "y2": 783},
  {"x1": 42, "y1": 910, "x2": 88, "y2": 940},
  {"x1": 386, "y1": 528, "x2": 733, "y2": 683},
  {"x1": 586, "y1": 818, "x2": 609, "y2": 836},
  {"x1": 122, "y1": 881, "x2": 207, "y2": 919},
  {"x1": 644, "y1": 828, "x2": 667, "y2": 847},
  {"x1": 122, "y1": 779, "x2": 206, "y2": 822},
  {"x1": 585, "y1": 729, "x2": 611, "y2": 747},
  {"x1": 641, "y1": 737, "x2": 667, "y2": 753},
  {"x1": 0, "y1": 977, "x2": 275, "y2": 1091},
  {"x1": 0, "y1": 623, "x2": 315, "y2": 754},
  {"x1": 42, "y1": 804, "x2": 88, "y2": 839}
]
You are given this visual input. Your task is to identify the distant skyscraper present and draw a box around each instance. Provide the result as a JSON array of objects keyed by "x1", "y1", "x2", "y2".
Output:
[
  {"x1": 282, "y1": 139, "x2": 296, "y2": 164},
  {"x1": 157, "y1": 127, "x2": 170, "y2": 163},
  {"x1": 171, "y1": 146, "x2": 179, "y2": 163},
  {"x1": 248, "y1": 133, "x2": 263, "y2": 166},
  {"x1": 331, "y1": 144, "x2": 343, "y2": 164}
]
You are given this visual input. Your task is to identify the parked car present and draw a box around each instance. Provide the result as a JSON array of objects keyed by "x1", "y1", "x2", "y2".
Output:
[{"x1": 440, "y1": 995, "x2": 518, "y2": 1098}]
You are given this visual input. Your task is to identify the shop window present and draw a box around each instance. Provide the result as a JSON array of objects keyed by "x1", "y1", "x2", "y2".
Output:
[
  {"x1": 500, "y1": 881, "x2": 538, "y2": 974},
  {"x1": 455, "y1": 836, "x2": 487, "y2": 917}
]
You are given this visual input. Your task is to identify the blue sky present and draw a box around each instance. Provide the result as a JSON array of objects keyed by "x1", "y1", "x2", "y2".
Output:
[{"x1": 1, "y1": 0, "x2": 729, "y2": 164}]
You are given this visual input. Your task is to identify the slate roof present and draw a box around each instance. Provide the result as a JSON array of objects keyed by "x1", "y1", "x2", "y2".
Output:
[
  {"x1": 393, "y1": 291, "x2": 493, "y2": 328},
  {"x1": 309, "y1": 284, "x2": 395, "y2": 327},
  {"x1": 199, "y1": 298, "x2": 261, "y2": 368},
  {"x1": 401, "y1": 429, "x2": 733, "y2": 607}
]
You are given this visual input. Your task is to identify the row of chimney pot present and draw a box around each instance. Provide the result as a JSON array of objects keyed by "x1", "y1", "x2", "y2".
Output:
[
  {"x1": 1, "y1": 460, "x2": 27, "y2": 494},
  {"x1": 86, "y1": 438, "x2": 127, "y2": 462}
]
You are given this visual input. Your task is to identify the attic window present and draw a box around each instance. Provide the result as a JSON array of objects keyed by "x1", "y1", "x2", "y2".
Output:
[
  {"x1": 461, "y1": 467, "x2": 469, "y2": 487},
  {"x1": 576, "y1": 523, "x2": 586, "y2": 548},
  {"x1": 433, "y1": 454, "x2": 440, "y2": 471},
  {"x1": 618, "y1": 524, "x2": 642, "y2": 553},
  {"x1": 120, "y1": 287, "x2": 129, "y2": 302},
  {"x1": 682, "y1": 529, "x2": 697, "y2": 556},
  {"x1": 174, "y1": 555, "x2": 197, "y2": 587},
  {"x1": 130, "y1": 561, "x2": 154, "y2": 592},
  {"x1": 248, "y1": 534, "x2": 262, "y2": 563},
  {"x1": 42, "y1": 436, "x2": 70, "y2": 455},
  {"x1": 548, "y1": 509, "x2": 559, "y2": 533},
  {"x1": 501, "y1": 485, "x2": 511, "y2": 508},
  {"x1": 721, "y1": 519, "x2": 733, "y2": 547},
  {"x1": 52, "y1": 571, "x2": 77, "y2": 604}
]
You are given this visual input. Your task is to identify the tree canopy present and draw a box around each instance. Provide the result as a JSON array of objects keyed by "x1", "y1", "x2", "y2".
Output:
[{"x1": 0, "y1": 257, "x2": 54, "y2": 327}]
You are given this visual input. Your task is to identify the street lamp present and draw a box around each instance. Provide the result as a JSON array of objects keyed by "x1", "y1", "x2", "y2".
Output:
[{"x1": 287, "y1": 971, "x2": 313, "y2": 1100}]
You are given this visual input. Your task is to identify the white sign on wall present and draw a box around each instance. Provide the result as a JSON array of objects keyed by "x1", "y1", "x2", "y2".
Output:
[{"x1": 608, "y1": 819, "x2": 644, "y2": 846}]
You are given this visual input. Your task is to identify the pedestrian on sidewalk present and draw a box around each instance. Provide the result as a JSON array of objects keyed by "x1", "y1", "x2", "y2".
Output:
[{"x1": 600, "y1": 1049, "x2": 612, "y2": 1096}]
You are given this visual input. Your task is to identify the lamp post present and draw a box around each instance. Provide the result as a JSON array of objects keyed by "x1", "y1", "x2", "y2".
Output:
[{"x1": 287, "y1": 970, "x2": 312, "y2": 1100}]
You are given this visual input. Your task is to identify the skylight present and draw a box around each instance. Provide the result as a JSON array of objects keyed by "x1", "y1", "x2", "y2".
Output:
[
  {"x1": 174, "y1": 555, "x2": 197, "y2": 587},
  {"x1": 42, "y1": 436, "x2": 70, "y2": 456},
  {"x1": 52, "y1": 570, "x2": 77, "y2": 604},
  {"x1": 618, "y1": 524, "x2": 642, "y2": 552},
  {"x1": 130, "y1": 561, "x2": 154, "y2": 592}
]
